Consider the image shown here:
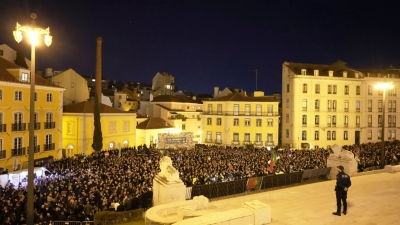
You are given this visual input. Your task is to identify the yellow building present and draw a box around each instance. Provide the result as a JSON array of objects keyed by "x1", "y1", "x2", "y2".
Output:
[
  {"x1": 62, "y1": 101, "x2": 136, "y2": 157},
  {"x1": 281, "y1": 61, "x2": 400, "y2": 149},
  {"x1": 0, "y1": 56, "x2": 64, "y2": 171},
  {"x1": 152, "y1": 71, "x2": 175, "y2": 96},
  {"x1": 202, "y1": 91, "x2": 280, "y2": 148},
  {"x1": 113, "y1": 87, "x2": 141, "y2": 111}
]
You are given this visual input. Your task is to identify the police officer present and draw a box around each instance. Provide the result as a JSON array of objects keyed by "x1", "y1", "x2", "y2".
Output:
[{"x1": 333, "y1": 165, "x2": 351, "y2": 216}]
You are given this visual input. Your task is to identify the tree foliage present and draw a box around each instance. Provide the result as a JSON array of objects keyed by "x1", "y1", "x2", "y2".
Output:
[{"x1": 92, "y1": 92, "x2": 103, "y2": 151}]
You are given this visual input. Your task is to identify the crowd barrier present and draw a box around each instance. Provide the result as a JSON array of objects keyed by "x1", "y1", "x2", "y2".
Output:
[
  {"x1": 53, "y1": 222, "x2": 94, "y2": 225},
  {"x1": 189, "y1": 167, "x2": 331, "y2": 200}
]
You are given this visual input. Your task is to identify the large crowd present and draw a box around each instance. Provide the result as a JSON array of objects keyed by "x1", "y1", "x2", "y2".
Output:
[{"x1": 1, "y1": 141, "x2": 400, "y2": 225}]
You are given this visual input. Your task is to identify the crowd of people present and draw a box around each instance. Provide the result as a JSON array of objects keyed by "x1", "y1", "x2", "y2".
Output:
[{"x1": 1, "y1": 141, "x2": 400, "y2": 224}]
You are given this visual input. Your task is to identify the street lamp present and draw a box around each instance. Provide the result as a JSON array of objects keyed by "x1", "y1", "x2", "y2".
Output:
[
  {"x1": 375, "y1": 79, "x2": 394, "y2": 169},
  {"x1": 13, "y1": 13, "x2": 52, "y2": 225}
]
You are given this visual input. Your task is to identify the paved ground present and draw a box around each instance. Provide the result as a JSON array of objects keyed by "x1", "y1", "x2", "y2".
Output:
[{"x1": 208, "y1": 171, "x2": 400, "y2": 225}]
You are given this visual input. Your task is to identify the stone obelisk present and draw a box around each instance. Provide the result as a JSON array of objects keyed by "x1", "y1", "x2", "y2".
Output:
[{"x1": 95, "y1": 37, "x2": 102, "y2": 103}]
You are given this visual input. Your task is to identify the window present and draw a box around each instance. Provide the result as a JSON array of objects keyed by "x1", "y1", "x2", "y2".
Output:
[
  {"x1": 0, "y1": 139, "x2": 4, "y2": 159},
  {"x1": 344, "y1": 85, "x2": 349, "y2": 95},
  {"x1": 378, "y1": 115, "x2": 382, "y2": 126},
  {"x1": 286, "y1": 129, "x2": 289, "y2": 138},
  {"x1": 245, "y1": 104, "x2": 250, "y2": 115},
  {"x1": 356, "y1": 86, "x2": 360, "y2": 95},
  {"x1": 234, "y1": 104, "x2": 239, "y2": 115},
  {"x1": 344, "y1": 131, "x2": 348, "y2": 140},
  {"x1": 20, "y1": 72, "x2": 29, "y2": 82},
  {"x1": 216, "y1": 132, "x2": 222, "y2": 143},
  {"x1": 15, "y1": 91, "x2": 22, "y2": 101},
  {"x1": 217, "y1": 104, "x2": 222, "y2": 115},
  {"x1": 344, "y1": 100, "x2": 349, "y2": 112},
  {"x1": 46, "y1": 93, "x2": 53, "y2": 102},
  {"x1": 302, "y1": 99, "x2": 307, "y2": 111},
  {"x1": 356, "y1": 116, "x2": 360, "y2": 127},
  {"x1": 233, "y1": 118, "x2": 239, "y2": 126},
  {"x1": 67, "y1": 122, "x2": 74, "y2": 134},
  {"x1": 315, "y1": 84, "x2": 320, "y2": 94},
  {"x1": 109, "y1": 121, "x2": 116, "y2": 133},
  {"x1": 302, "y1": 115, "x2": 307, "y2": 126},
  {"x1": 368, "y1": 85, "x2": 372, "y2": 95},
  {"x1": 245, "y1": 119, "x2": 250, "y2": 126},
  {"x1": 332, "y1": 115, "x2": 336, "y2": 127},
  {"x1": 332, "y1": 100, "x2": 337, "y2": 112},
  {"x1": 328, "y1": 100, "x2": 332, "y2": 111},
  {"x1": 206, "y1": 131, "x2": 212, "y2": 142},
  {"x1": 267, "y1": 133, "x2": 273, "y2": 143},
  {"x1": 267, "y1": 119, "x2": 273, "y2": 127},
  {"x1": 344, "y1": 115, "x2": 348, "y2": 127},
  {"x1": 287, "y1": 84, "x2": 290, "y2": 92},
  {"x1": 255, "y1": 133, "x2": 262, "y2": 142},
  {"x1": 367, "y1": 130, "x2": 372, "y2": 140},
  {"x1": 315, "y1": 131, "x2": 319, "y2": 140},
  {"x1": 393, "y1": 100, "x2": 397, "y2": 112},
  {"x1": 315, "y1": 115, "x2": 319, "y2": 126},
  {"x1": 286, "y1": 114, "x2": 289, "y2": 123},
  {"x1": 393, "y1": 115, "x2": 396, "y2": 127},
  {"x1": 368, "y1": 115, "x2": 372, "y2": 127},
  {"x1": 333, "y1": 85, "x2": 337, "y2": 94},
  {"x1": 302, "y1": 131, "x2": 307, "y2": 140},
  {"x1": 389, "y1": 115, "x2": 392, "y2": 127},
  {"x1": 34, "y1": 92, "x2": 37, "y2": 102},
  {"x1": 233, "y1": 133, "x2": 239, "y2": 141},
  {"x1": 12, "y1": 137, "x2": 23, "y2": 156},
  {"x1": 256, "y1": 105, "x2": 262, "y2": 116},
  {"x1": 332, "y1": 131, "x2": 336, "y2": 140},
  {"x1": 182, "y1": 124, "x2": 186, "y2": 130},
  {"x1": 208, "y1": 104, "x2": 213, "y2": 114},
  {"x1": 301, "y1": 69, "x2": 306, "y2": 75},
  {"x1": 378, "y1": 130, "x2": 382, "y2": 140},
  {"x1": 267, "y1": 105, "x2": 273, "y2": 115},
  {"x1": 244, "y1": 133, "x2": 250, "y2": 142},
  {"x1": 368, "y1": 100, "x2": 372, "y2": 112},
  {"x1": 123, "y1": 120, "x2": 130, "y2": 132},
  {"x1": 207, "y1": 118, "x2": 212, "y2": 125},
  {"x1": 327, "y1": 131, "x2": 331, "y2": 140},
  {"x1": 286, "y1": 99, "x2": 289, "y2": 108},
  {"x1": 327, "y1": 115, "x2": 331, "y2": 127},
  {"x1": 315, "y1": 100, "x2": 320, "y2": 111},
  {"x1": 356, "y1": 100, "x2": 360, "y2": 112},
  {"x1": 256, "y1": 119, "x2": 262, "y2": 127},
  {"x1": 0, "y1": 89, "x2": 2, "y2": 101},
  {"x1": 45, "y1": 134, "x2": 53, "y2": 151},
  {"x1": 389, "y1": 100, "x2": 393, "y2": 112},
  {"x1": 328, "y1": 85, "x2": 332, "y2": 94},
  {"x1": 303, "y1": 83, "x2": 307, "y2": 93},
  {"x1": 217, "y1": 118, "x2": 222, "y2": 126},
  {"x1": 378, "y1": 100, "x2": 383, "y2": 112}
]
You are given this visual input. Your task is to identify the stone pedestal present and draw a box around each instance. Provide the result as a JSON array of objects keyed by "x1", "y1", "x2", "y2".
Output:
[
  {"x1": 327, "y1": 156, "x2": 358, "y2": 179},
  {"x1": 153, "y1": 175, "x2": 186, "y2": 206}
]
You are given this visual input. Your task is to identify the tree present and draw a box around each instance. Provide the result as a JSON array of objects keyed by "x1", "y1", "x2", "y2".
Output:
[
  {"x1": 14, "y1": 43, "x2": 28, "y2": 68},
  {"x1": 92, "y1": 92, "x2": 103, "y2": 152}
]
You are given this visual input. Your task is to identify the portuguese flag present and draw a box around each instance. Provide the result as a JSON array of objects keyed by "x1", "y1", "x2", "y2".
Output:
[
  {"x1": 269, "y1": 150, "x2": 276, "y2": 173},
  {"x1": 246, "y1": 177, "x2": 263, "y2": 190}
]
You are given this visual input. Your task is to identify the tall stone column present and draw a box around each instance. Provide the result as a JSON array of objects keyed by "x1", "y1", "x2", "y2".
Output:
[{"x1": 96, "y1": 37, "x2": 102, "y2": 103}]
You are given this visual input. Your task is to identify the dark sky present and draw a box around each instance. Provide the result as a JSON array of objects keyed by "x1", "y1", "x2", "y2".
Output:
[{"x1": 1, "y1": 0, "x2": 399, "y2": 95}]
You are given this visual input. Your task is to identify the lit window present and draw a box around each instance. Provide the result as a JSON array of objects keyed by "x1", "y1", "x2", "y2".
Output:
[
  {"x1": 14, "y1": 91, "x2": 22, "y2": 101},
  {"x1": 256, "y1": 119, "x2": 262, "y2": 127},
  {"x1": 245, "y1": 119, "x2": 250, "y2": 126},
  {"x1": 217, "y1": 118, "x2": 222, "y2": 126},
  {"x1": 233, "y1": 118, "x2": 239, "y2": 126},
  {"x1": 20, "y1": 72, "x2": 29, "y2": 82}
]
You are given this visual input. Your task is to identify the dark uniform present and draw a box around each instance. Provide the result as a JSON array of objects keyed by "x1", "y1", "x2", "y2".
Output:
[{"x1": 333, "y1": 165, "x2": 351, "y2": 216}]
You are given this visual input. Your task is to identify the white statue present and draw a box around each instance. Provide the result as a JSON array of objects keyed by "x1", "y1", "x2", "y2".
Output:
[
  {"x1": 158, "y1": 156, "x2": 181, "y2": 183},
  {"x1": 331, "y1": 144, "x2": 354, "y2": 159}
]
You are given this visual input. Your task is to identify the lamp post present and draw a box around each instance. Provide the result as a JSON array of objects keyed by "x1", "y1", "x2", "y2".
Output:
[
  {"x1": 375, "y1": 79, "x2": 394, "y2": 169},
  {"x1": 13, "y1": 13, "x2": 52, "y2": 225}
]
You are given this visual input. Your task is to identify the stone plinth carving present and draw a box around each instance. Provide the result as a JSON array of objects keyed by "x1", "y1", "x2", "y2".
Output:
[{"x1": 327, "y1": 144, "x2": 358, "y2": 179}]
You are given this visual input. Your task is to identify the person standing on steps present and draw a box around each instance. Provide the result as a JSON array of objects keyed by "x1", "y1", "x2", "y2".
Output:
[{"x1": 333, "y1": 165, "x2": 351, "y2": 216}]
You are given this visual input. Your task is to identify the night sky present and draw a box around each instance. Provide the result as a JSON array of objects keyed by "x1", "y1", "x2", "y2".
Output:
[{"x1": 0, "y1": 0, "x2": 399, "y2": 95}]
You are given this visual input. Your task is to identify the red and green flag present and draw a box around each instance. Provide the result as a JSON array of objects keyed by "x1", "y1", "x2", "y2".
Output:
[
  {"x1": 269, "y1": 150, "x2": 276, "y2": 173},
  {"x1": 227, "y1": 161, "x2": 233, "y2": 170},
  {"x1": 246, "y1": 177, "x2": 263, "y2": 190}
]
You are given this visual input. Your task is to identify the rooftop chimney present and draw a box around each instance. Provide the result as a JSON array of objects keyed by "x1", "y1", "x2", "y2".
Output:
[{"x1": 96, "y1": 37, "x2": 102, "y2": 103}]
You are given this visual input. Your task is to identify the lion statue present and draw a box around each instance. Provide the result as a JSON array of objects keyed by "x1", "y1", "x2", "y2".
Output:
[
  {"x1": 331, "y1": 144, "x2": 354, "y2": 159},
  {"x1": 157, "y1": 156, "x2": 182, "y2": 183}
]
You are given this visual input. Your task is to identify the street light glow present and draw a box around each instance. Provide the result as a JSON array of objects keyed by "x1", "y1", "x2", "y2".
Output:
[{"x1": 375, "y1": 82, "x2": 394, "y2": 90}]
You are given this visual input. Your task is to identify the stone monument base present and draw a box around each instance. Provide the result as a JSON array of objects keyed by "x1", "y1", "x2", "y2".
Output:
[
  {"x1": 153, "y1": 175, "x2": 186, "y2": 206},
  {"x1": 327, "y1": 156, "x2": 357, "y2": 179}
]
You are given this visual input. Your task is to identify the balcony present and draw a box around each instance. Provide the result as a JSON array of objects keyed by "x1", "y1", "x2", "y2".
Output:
[
  {"x1": 29, "y1": 122, "x2": 41, "y2": 130},
  {"x1": 11, "y1": 147, "x2": 26, "y2": 156},
  {"x1": 242, "y1": 140, "x2": 251, "y2": 145},
  {"x1": 202, "y1": 111, "x2": 279, "y2": 116},
  {"x1": 0, "y1": 150, "x2": 5, "y2": 159},
  {"x1": 44, "y1": 143, "x2": 55, "y2": 151},
  {"x1": 44, "y1": 122, "x2": 56, "y2": 129},
  {"x1": 12, "y1": 123, "x2": 26, "y2": 132},
  {"x1": 0, "y1": 124, "x2": 6, "y2": 132},
  {"x1": 231, "y1": 140, "x2": 240, "y2": 145},
  {"x1": 265, "y1": 141, "x2": 274, "y2": 146},
  {"x1": 254, "y1": 141, "x2": 263, "y2": 146},
  {"x1": 34, "y1": 145, "x2": 40, "y2": 153}
]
